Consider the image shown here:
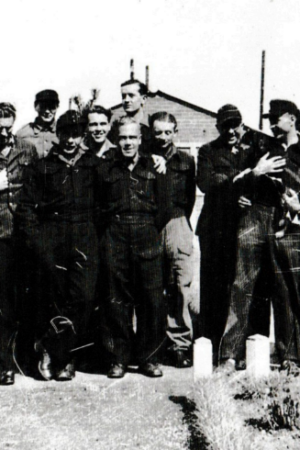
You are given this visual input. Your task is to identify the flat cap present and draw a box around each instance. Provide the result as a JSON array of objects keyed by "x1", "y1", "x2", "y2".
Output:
[
  {"x1": 35, "y1": 89, "x2": 59, "y2": 105},
  {"x1": 263, "y1": 100, "x2": 299, "y2": 119},
  {"x1": 217, "y1": 104, "x2": 242, "y2": 125},
  {"x1": 56, "y1": 110, "x2": 85, "y2": 133}
]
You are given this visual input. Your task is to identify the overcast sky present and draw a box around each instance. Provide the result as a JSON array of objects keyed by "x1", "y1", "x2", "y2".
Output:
[{"x1": 3, "y1": 0, "x2": 300, "y2": 132}]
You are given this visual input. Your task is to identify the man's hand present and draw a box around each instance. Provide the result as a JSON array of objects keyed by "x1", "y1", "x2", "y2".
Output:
[
  {"x1": 238, "y1": 196, "x2": 252, "y2": 209},
  {"x1": 152, "y1": 155, "x2": 167, "y2": 174},
  {"x1": 252, "y1": 152, "x2": 286, "y2": 176},
  {"x1": 0, "y1": 169, "x2": 9, "y2": 191},
  {"x1": 282, "y1": 188, "x2": 300, "y2": 213}
]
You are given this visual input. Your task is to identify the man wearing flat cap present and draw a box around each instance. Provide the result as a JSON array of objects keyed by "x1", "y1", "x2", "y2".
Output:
[
  {"x1": 17, "y1": 110, "x2": 100, "y2": 381},
  {"x1": 17, "y1": 90, "x2": 59, "y2": 159},
  {"x1": 260, "y1": 99, "x2": 300, "y2": 369},
  {"x1": 197, "y1": 104, "x2": 285, "y2": 365}
]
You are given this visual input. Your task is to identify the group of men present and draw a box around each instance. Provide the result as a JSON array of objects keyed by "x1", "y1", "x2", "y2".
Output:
[
  {"x1": 1, "y1": 77, "x2": 300, "y2": 387},
  {"x1": 198, "y1": 100, "x2": 300, "y2": 371},
  {"x1": 0, "y1": 79, "x2": 196, "y2": 385}
]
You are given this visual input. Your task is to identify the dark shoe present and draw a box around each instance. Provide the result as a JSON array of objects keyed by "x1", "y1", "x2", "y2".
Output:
[
  {"x1": 56, "y1": 362, "x2": 75, "y2": 381},
  {"x1": 236, "y1": 359, "x2": 246, "y2": 371},
  {"x1": 175, "y1": 350, "x2": 192, "y2": 368},
  {"x1": 38, "y1": 351, "x2": 54, "y2": 381},
  {"x1": 107, "y1": 363, "x2": 126, "y2": 378},
  {"x1": 220, "y1": 358, "x2": 236, "y2": 372},
  {"x1": 280, "y1": 360, "x2": 300, "y2": 375},
  {"x1": 0, "y1": 371, "x2": 15, "y2": 386},
  {"x1": 140, "y1": 362, "x2": 163, "y2": 377}
]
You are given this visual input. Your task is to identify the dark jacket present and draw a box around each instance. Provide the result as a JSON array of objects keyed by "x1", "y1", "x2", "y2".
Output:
[
  {"x1": 96, "y1": 148, "x2": 167, "y2": 230},
  {"x1": 0, "y1": 136, "x2": 37, "y2": 239},
  {"x1": 16, "y1": 118, "x2": 58, "y2": 159},
  {"x1": 196, "y1": 129, "x2": 284, "y2": 236},
  {"x1": 154, "y1": 145, "x2": 196, "y2": 224},
  {"x1": 16, "y1": 144, "x2": 101, "y2": 244}
]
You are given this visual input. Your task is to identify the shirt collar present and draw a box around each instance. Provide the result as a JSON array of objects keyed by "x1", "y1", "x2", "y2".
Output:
[
  {"x1": 82, "y1": 136, "x2": 116, "y2": 158},
  {"x1": 33, "y1": 117, "x2": 56, "y2": 134},
  {"x1": 52, "y1": 143, "x2": 86, "y2": 166}
]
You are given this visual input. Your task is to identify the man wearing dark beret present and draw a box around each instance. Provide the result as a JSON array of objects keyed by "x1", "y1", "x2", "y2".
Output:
[
  {"x1": 17, "y1": 89, "x2": 59, "y2": 158},
  {"x1": 17, "y1": 110, "x2": 100, "y2": 381}
]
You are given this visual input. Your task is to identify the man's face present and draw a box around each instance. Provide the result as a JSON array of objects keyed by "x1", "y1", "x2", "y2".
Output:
[
  {"x1": 118, "y1": 123, "x2": 141, "y2": 159},
  {"x1": 58, "y1": 127, "x2": 82, "y2": 155},
  {"x1": 217, "y1": 119, "x2": 244, "y2": 147},
  {"x1": 269, "y1": 113, "x2": 294, "y2": 139},
  {"x1": 121, "y1": 84, "x2": 145, "y2": 115},
  {"x1": 35, "y1": 101, "x2": 58, "y2": 124},
  {"x1": 152, "y1": 120, "x2": 177, "y2": 151},
  {"x1": 88, "y1": 113, "x2": 110, "y2": 144},
  {"x1": 0, "y1": 116, "x2": 14, "y2": 149}
]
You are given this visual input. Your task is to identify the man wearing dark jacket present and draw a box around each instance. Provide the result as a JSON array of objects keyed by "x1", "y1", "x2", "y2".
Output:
[
  {"x1": 98, "y1": 116, "x2": 166, "y2": 379},
  {"x1": 197, "y1": 104, "x2": 285, "y2": 364},
  {"x1": 150, "y1": 112, "x2": 196, "y2": 368},
  {"x1": 0, "y1": 102, "x2": 37, "y2": 385},
  {"x1": 17, "y1": 90, "x2": 59, "y2": 159},
  {"x1": 17, "y1": 110, "x2": 100, "y2": 381}
]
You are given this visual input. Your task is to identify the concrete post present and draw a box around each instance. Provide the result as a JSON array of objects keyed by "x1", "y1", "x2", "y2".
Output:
[
  {"x1": 194, "y1": 337, "x2": 213, "y2": 380},
  {"x1": 246, "y1": 334, "x2": 270, "y2": 378}
]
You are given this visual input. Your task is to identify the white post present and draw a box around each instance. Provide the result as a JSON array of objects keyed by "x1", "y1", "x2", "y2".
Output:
[
  {"x1": 246, "y1": 334, "x2": 270, "y2": 378},
  {"x1": 194, "y1": 337, "x2": 213, "y2": 380}
]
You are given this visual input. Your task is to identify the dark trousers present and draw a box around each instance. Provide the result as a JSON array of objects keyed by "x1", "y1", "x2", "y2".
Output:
[
  {"x1": 0, "y1": 239, "x2": 18, "y2": 371},
  {"x1": 100, "y1": 221, "x2": 166, "y2": 366},
  {"x1": 31, "y1": 221, "x2": 99, "y2": 363},
  {"x1": 221, "y1": 204, "x2": 300, "y2": 363},
  {"x1": 198, "y1": 220, "x2": 237, "y2": 359}
]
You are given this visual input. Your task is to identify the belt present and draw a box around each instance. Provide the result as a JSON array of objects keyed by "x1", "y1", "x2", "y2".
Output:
[{"x1": 110, "y1": 214, "x2": 155, "y2": 224}]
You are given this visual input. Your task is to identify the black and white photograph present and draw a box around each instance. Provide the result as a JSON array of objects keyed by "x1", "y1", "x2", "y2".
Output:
[{"x1": 0, "y1": 0, "x2": 300, "y2": 448}]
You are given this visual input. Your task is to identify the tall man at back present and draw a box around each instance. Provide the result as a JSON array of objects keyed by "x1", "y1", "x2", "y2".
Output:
[{"x1": 17, "y1": 89, "x2": 59, "y2": 158}]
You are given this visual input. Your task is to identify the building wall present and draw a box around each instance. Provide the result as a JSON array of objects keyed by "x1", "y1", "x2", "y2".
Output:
[{"x1": 111, "y1": 93, "x2": 219, "y2": 148}]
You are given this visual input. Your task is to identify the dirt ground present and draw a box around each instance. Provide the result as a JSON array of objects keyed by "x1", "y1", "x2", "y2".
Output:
[
  {"x1": 0, "y1": 197, "x2": 203, "y2": 450},
  {"x1": 0, "y1": 365, "x2": 196, "y2": 450}
]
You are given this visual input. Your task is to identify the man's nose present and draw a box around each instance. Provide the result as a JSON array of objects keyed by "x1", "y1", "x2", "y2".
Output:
[{"x1": 0, "y1": 128, "x2": 8, "y2": 137}]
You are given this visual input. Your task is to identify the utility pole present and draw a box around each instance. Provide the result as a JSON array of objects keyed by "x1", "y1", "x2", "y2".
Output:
[
  {"x1": 259, "y1": 50, "x2": 266, "y2": 130},
  {"x1": 130, "y1": 59, "x2": 134, "y2": 80},
  {"x1": 145, "y1": 65, "x2": 149, "y2": 90}
]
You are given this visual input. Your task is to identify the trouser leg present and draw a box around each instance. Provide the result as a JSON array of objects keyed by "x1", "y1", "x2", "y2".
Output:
[
  {"x1": 37, "y1": 223, "x2": 99, "y2": 363},
  {"x1": 198, "y1": 228, "x2": 233, "y2": 358},
  {"x1": 99, "y1": 223, "x2": 134, "y2": 365},
  {"x1": 0, "y1": 239, "x2": 17, "y2": 371},
  {"x1": 220, "y1": 207, "x2": 272, "y2": 362},
  {"x1": 163, "y1": 217, "x2": 194, "y2": 352},
  {"x1": 134, "y1": 236, "x2": 165, "y2": 364},
  {"x1": 272, "y1": 228, "x2": 300, "y2": 362}
]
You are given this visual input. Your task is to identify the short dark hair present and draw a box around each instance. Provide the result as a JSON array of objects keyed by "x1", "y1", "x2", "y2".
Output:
[
  {"x1": 82, "y1": 104, "x2": 112, "y2": 123},
  {"x1": 149, "y1": 112, "x2": 177, "y2": 130},
  {"x1": 117, "y1": 115, "x2": 141, "y2": 132},
  {"x1": 121, "y1": 79, "x2": 148, "y2": 96},
  {"x1": 0, "y1": 103, "x2": 16, "y2": 120}
]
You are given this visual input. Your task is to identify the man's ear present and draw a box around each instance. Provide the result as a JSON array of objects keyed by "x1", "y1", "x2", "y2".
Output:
[{"x1": 141, "y1": 95, "x2": 147, "y2": 107}]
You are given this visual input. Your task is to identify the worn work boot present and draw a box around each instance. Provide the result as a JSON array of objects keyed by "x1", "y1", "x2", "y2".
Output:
[
  {"x1": 140, "y1": 362, "x2": 163, "y2": 377},
  {"x1": 107, "y1": 363, "x2": 126, "y2": 379},
  {"x1": 56, "y1": 361, "x2": 76, "y2": 381},
  {"x1": 0, "y1": 370, "x2": 15, "y2": 386}
]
